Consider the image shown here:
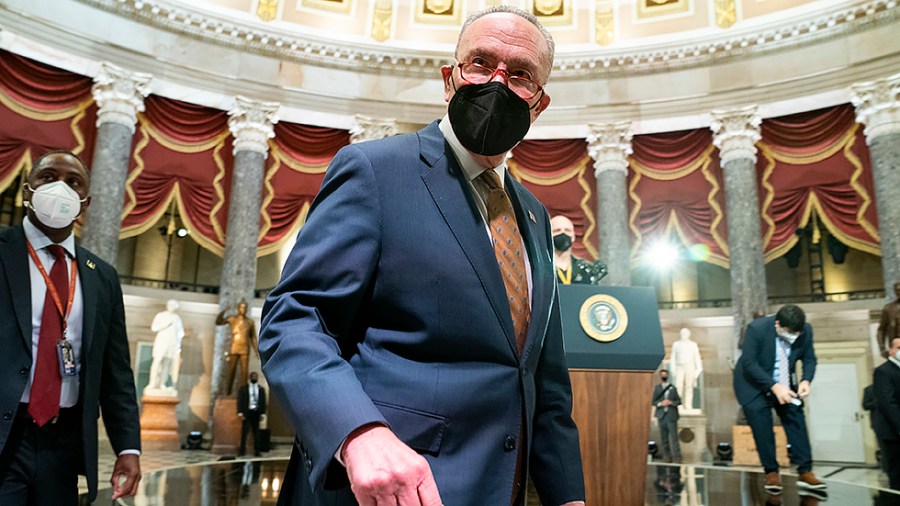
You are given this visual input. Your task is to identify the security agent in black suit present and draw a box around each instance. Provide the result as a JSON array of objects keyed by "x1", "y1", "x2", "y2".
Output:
[
  {"x1": 652, "y1": 369, "x2": 681, "y2": 462},
  {"x1": 873, "y1": 337, "x2": 900, "y2": 490},
  {"x1": 550, "y1": 215, "x2": 606, "y2": 286},
  {"x1": 733, "y1": 304, "x2": 826, "y2": 493},
  {"x1": 0, "y1": 151, "x2": 141, "y2": 504},
  {"x1": 238, "y1": 371, "x2": 267, "y2": 456}
]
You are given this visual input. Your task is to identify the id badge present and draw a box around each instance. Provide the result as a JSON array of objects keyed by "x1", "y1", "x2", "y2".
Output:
[{"x1": 57, "y1": 340, "x2": 77, "y2": 377}]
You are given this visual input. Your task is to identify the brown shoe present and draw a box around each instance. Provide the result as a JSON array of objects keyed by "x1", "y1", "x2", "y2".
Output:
[
  {"x1": 765, "y1": 471, "x2": 783, "y2": 493},
  {"x1": 797, "y1": 471, "x2": 827, "y2": 490}
]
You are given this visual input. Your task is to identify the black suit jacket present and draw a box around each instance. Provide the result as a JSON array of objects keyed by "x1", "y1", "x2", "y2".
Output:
[
  {"x1": 0, "y1": 224, "x2": 141, "y2": 501},
  {"x1": 733, "y1": 315, "x2": 816, "y2": 407},
  {"x1": 873, "y1": 360, "x2": 900, "y2": 442},
  {"x1": 238, "y1": 383, "x2": 267, "y2": 416},
  {"x1": 652, "y1": 383, "x2": 681, "y2": 420}
]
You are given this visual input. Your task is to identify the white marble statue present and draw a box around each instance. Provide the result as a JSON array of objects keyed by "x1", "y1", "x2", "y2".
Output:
[
  {"x1": 670, "y1": 327, "x2": 703, "y2": 414},
  {"x1": 145, "y1": 299, "x2": 185, "y2": 396}
]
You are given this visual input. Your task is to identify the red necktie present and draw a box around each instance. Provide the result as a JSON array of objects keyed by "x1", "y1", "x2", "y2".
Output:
[
  {"x1": 480, "y1": 170, "x2": 530, "y2": 353},
  {"x1": 29, "y1": 244, "x2": 68, "y2": 426}
]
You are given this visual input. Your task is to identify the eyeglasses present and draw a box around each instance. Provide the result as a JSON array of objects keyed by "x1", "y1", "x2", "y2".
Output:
[{"x1": 456, "y1": 62, "x2": 544, "y2": 100}]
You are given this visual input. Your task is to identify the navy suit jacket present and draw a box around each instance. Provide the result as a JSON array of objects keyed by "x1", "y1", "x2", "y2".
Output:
[
  {"x1": 873, "y1": 360, "x2": 900, "y2": 442},
  {"x1": 0, "y1": 224, "x2": 141, "y2": 501},
  {"x1": 733, "y1": 315, "x2": 817, "y2": 407},
  {"x1": 259, "y1": 121, "x2": 585, "y2": 505}
]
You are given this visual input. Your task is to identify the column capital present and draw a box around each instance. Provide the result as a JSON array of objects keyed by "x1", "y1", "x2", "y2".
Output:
[
  {"x1": 851, "y1": 73, "x2": 900, "y2": 141},
  {"x1": 586, "y1": 121, "x2": 633, "y2": 176},
  {"x1": 349, "y1": 115, "x2": 398, "y2": 143},
  {"x1": 91, "y1": 62, "x2": 152, "y2": 132},
  {"x1": 228, "y1": 96, "x2": 280, "y2": 157},
  {"x1": 710, "y1": 105, "x2": 761, "y2": 166}
]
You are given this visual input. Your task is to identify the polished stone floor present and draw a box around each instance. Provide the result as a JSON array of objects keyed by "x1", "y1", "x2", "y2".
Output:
[{"x1": 81, "y1": 442, "x2": 900, "y2": 505}]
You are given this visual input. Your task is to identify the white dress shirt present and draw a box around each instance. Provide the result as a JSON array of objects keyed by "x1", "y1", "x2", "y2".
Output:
[{"x1": 21, "y1": 216, "x2": 83, "y2": 408}]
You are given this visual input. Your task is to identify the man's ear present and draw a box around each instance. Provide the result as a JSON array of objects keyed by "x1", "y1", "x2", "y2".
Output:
[
  {"x1": 441, "y1": 65, "x2": 454, "y2": 103},
  {"x1": 531, "y1": 92, "x2": 552, "y2": 121}
]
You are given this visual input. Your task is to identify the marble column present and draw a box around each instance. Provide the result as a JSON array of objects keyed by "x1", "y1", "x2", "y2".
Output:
[
  {"x1": 586, "y1": 121, "x2": 632, "y2": 286},
  {"x1": 711, "y1": 106, "x2": 768, "y2": 349},
  {"x1": 349, "y1": 115, "x2": 398, "y2": 143},
  {"x1": 851, "y1": 73, "x2": 900, "y2": 297},
  {"x1": 80, "y1": 63, "x2": 151, "y2": 265},
  {"x1": 210, "y1": 96, "x2": 279, "y2": 401}
]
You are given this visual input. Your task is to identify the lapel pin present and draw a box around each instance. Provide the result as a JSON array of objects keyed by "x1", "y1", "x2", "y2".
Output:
[
  {"x1": 86, "y1": 259, "x2": 96, "y2": 270},
  {"x1": 528, "y1": 210, "x2": 536, "y2": 223}
]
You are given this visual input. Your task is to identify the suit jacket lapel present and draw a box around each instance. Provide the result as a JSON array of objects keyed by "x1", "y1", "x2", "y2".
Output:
[
  {"x1": 505, "y1": 177, "x2": 554, "y2": 360},
  {"x1": 417, "y1": 122, "x2": 519, "y2": 354},
  {"x1": 0, "y1": 225, "x2": 33, "y2": 352},
  {"x1": 76, "y1": 246, "x2": 98, "y2": 358}
]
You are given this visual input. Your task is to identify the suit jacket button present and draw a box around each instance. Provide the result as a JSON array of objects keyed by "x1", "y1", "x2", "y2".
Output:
[
  {"x1": 20, "y1": 366, "x2": 29, "y2": 375},
  {"x1": 306, "y1": 459, "x2": 312, "y2": 471},
  {"x1": 504, "y1": 435, "x2": 517, "y2": 451},
  {"x1": 2, "y1": 411, "x2": 11, "y2": 421}
]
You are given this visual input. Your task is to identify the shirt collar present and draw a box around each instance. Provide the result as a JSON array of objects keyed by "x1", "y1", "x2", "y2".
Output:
[
  {"x1": 23, "y1": 215, "x2": 76, "y2": 258},
  {"x1": 890, "y1": 355, "x2": 900, "y2": 369},
  {"x1": 438, "y1": 115, "x2": 506, "y2": 188}
]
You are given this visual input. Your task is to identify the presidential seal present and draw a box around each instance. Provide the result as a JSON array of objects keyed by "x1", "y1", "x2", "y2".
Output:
[{"x1": 579, "y1": 294, "x2": 628, "y2": 343}]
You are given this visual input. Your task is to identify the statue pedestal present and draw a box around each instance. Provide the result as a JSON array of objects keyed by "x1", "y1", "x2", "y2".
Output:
[
  {"x1": 678, "y1": 414, "x2": 711, "y2": 462},
  {"x1": 733, "y1": 425, "x2": 790, "y2": 467},
  {"x1": 140, "y1": 395, "x2": 181, "y2": 451},
  {"x1": 212, "y1": 397, "x2": 241, "y2": 455}
]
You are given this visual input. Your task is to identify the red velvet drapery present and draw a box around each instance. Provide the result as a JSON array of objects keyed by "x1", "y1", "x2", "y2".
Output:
[
  {"x1": 510, "y1": 139, "x2": 598, "y2": 260},
  {"x1": 0, "y1": 50, "x2": 96, "y2": 193},
  {"x1": 259, "y1": 123, "x2": 350, "y2": 255},
  {"x1": 629, "y1": 129, "x2": 729, "y2": 267},
  {"x1": 0, "y1": 49, "x2": 878, "y2": 265},
  {"x1": 758, "y1": 104, "x2": 877, "y2": 260}
]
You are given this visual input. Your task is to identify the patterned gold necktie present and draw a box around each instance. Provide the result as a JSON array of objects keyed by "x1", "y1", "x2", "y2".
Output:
[{"x1": 480, "y1": 169, "x2": 530, "y2": 353}]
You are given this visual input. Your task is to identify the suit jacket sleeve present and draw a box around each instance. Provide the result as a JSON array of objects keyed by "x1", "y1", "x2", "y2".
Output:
[
  {"x1": 260, "y1": 386, "x2": 267, "y2": 415},
  {"x1": 671, "y1": 386, "x2": 682, "y2": 407},
  {"x1": 874, "y1": 366, "x2": 900, "y2": 438},
  {"x1": 99, "y1": 267, "x2": 141, "y2": 454},
  {"x1": 798, "y1": 323, "x2": 817, "y2": 383},
  {"x1": 528, "y1": 220, "x2": 586, "y2": 505},
  {"x1": 259, "y1": 145, "x2": 388, "y2": 490},
  {"x1": 737, "y1": 324, "x2": 776, "y2": 393},
  {"x1": 237, "y1": 385, "x2": 248, "y2": 415},
  {"x1": 652, "y1": 385, "x2": 663, "y2": 405}
]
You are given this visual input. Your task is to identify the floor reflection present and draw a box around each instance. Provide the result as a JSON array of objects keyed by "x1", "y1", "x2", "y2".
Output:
[
  {"x1": 91, "y1": 459, "x2": 900, "y2": 505},
  {"x1": 646, "y1": 463, "x2": 900, "y2": 506}
]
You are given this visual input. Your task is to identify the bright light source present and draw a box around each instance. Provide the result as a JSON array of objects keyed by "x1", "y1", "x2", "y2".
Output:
[
  {"x1": 176, "y1": 227, "x2": 189, "y2": 238},
  {"x1": 687, "y1": 243, "x2": 710, "y2": 262},
  {"x1": 647, "y1": 240, "x2": 679, "y2": 271}
]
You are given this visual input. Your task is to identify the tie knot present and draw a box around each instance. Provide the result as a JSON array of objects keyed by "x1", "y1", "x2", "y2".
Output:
[
  {"x1": 45, "y1": 245, "x2": 66, "y2": 261},
  {"x1": 479, "y1": 169, "x2": 503, "y2": 190}
]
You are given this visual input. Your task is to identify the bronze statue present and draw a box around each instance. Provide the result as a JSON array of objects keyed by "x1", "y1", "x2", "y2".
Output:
[
  {"x1": 216, "y1": 300, "x2": 258, "y2": 395},
  {"x1": 877, "y1": 282, "x2": 900, "y2": 358}
]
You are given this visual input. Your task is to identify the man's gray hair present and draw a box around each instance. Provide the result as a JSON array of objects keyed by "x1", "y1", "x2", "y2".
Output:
[{"x1": 456, "y1": 6, "x2": 555, "y2": 79}]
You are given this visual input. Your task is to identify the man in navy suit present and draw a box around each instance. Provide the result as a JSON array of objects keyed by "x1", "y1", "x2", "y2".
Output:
[
  {"x1": 259, "y1": 6, "x2": 585, "y2": 506},
  {"x1": 873, "y1": 337, "x2": 900, "y2": 490},
  {"x1": 733, "y1": 304, "x2": 826, "y2": 495},
  {"x1": 0, "y1": 151, "x2": 141, "y2": 504}
]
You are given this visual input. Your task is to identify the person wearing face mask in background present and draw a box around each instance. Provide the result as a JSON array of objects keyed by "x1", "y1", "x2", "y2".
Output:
[
  {"x1": 0, "y1": 151, "x2": 141, "y2": 504},
  {"x1": 550, "y1": 215, "x2": 606, "y2": 285},
  {"x1": 733, "y1": 304, "x2": 827, "y2": 497},
  {"x1": 259, "y1": 6, "x2": 585, "y2": 506},
  {"x1": 652, "y1": 369, "x2": 682, "y2": 462}
]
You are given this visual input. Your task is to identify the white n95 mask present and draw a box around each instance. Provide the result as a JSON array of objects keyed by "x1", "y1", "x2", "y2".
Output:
[{"x1": 25, "y1": 181, "x2": 87, "y2": 229}]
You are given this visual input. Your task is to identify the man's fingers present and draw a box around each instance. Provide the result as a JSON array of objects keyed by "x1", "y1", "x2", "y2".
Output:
[{"x1": 417, "y1": 473, "x2": 443, "y2": 506}]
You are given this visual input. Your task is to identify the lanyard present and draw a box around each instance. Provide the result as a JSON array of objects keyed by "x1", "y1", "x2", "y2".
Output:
[
  {"x1": 556, "y1": 265, "x2": 572, "y2": 285},
  {"x1": 26, "y1": 240, "x2": 78, "y2": 338}
]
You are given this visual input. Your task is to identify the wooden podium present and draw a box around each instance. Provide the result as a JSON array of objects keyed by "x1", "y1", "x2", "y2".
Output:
[{"x1": 559, "y1": 285, "x2": 664, "y2": 506}]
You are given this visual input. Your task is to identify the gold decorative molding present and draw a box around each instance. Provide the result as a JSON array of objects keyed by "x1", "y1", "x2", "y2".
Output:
[
  {"x1": 256, "y1": 0, "x2": 279, "y2": 22},
  {"x1": 595, "y1": 0, "x2": 615, "y2": 46},
  {"x1": 715, "y1": 0, "x2": 737, "y2": 28},
  {"x1": 530, "y1": 0, "x2": 572, "y2": 27},
  {"x1": 414, "y1": 0, "x2": 461, "y2": 26},
  {"x1": 372, "y1": 0, "x2": 393, "y2": 42},
  {"x1": 636, "y1": 0, "x2": 690, "y2": 20},
  {"x1": 301, "y1": 0, "x2": 351, "y2": 15}
]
